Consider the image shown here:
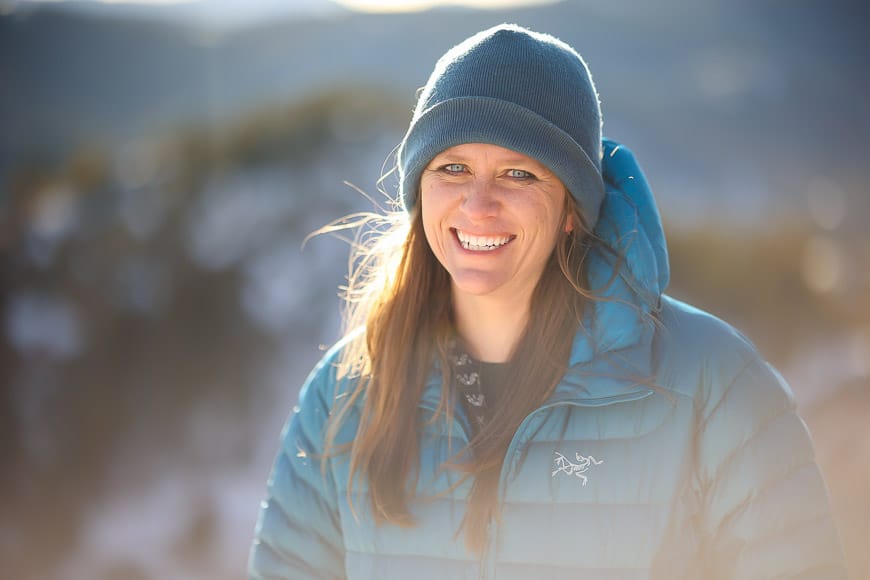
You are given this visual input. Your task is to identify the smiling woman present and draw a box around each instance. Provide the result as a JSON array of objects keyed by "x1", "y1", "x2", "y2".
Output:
[{"x1": 248, "y1": 24, "x2": 846, "y2": 579}]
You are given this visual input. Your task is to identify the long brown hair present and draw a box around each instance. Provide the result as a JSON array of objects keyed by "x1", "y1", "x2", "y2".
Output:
[{"x1": 322, "y1": 191, "x2": 602, "y2": 552}]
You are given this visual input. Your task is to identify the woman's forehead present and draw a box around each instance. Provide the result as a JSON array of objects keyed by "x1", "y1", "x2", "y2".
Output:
[{"x1": 432, "y1": 143, "x2": 551, "y2": 168}]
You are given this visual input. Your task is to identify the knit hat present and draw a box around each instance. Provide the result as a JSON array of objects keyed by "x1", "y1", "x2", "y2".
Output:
[{"x1": 397, "y1": 24, "x2": 605, "y2": 227}]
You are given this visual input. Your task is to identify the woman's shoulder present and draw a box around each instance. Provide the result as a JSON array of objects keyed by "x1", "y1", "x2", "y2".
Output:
[
  {"x1": 276, "y1": 330, "x2": 365, "y2": 451},
  {"x1": 656, "y1": 294, "x2": 757, "y2": 357},
  {"x1": 652, "y1": 295, "x2": 796, "y2": 410},
  {"x1": 296, "y1": 328, "x2": 365, "y2": 409}
]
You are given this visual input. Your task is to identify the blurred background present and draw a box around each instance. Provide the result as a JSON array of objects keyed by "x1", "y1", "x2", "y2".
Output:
[{"x1": 1, "y1": 0, "x2": 868, "y2": 578}]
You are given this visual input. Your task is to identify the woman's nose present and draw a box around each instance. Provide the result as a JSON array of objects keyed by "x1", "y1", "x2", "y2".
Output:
[{"x1": 461, "y1": 178, "x2": 500, "y2": 219}]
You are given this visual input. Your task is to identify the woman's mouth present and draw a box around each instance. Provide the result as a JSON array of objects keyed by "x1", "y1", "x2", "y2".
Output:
[{"x1": 453, "y1": 229, "x2": 515, "y2": 252}]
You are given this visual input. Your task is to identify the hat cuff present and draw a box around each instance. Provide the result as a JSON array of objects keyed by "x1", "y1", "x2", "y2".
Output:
[{"x1": 399, "y1": 96, "x2": 604, "y2": 227}]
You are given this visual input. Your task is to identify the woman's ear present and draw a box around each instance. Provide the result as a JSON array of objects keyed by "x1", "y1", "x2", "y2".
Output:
[{"x1": 564, "y1": 213, "x2": 575, "y2": 233}]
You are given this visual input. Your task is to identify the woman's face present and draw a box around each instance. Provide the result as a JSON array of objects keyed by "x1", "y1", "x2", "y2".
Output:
[{"x1": 420, "y1": 143, "x2": 569, "y2": 305}]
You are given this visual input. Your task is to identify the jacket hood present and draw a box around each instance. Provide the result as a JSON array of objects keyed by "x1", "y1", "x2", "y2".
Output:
[{"x1": 568, "y1": 139, "x2": 670, "y2": 368}]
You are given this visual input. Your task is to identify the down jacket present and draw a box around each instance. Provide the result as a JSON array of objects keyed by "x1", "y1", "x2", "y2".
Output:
[{"x1": 249, "y1": 141, "x2": 846, "y2": 579}]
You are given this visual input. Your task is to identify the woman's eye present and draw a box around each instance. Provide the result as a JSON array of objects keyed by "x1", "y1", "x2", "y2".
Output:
[
  {"x1": 507, "y1": 169, "x2": 534, "y2": 180},
  {"x1": 443, "y1": 163, "x2": 466, "y2": 174}
]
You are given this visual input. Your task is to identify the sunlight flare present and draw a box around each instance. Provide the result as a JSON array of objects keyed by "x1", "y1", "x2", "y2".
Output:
[{"x1": 334, "y1": 0, "x2": 558, "y2": 14}]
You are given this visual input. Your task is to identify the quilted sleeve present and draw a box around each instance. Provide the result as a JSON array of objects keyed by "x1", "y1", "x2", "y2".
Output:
[
  {"x1": 696, "y1": 355, "x2": 847, "y2": 579},
  {"x1": 248, "y1": 353, "x2": 346, "y2": 580}
]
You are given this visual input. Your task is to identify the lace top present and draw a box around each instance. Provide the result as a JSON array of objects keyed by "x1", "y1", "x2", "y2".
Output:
[{"x1": 448, "y1": 341, "x2": 510, "y2": 436}]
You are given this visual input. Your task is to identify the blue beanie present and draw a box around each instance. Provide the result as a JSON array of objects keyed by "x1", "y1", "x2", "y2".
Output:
[{"x1": 398, "y1": 24, "x2": 605, "y2": 227}]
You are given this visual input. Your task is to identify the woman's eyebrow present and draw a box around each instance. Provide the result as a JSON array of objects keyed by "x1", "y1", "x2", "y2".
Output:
[
  {"x1": 431, "y1": 154, "x2": 544, "y2": 167},
  {"x1": 431, "y1": 153, "x2": 470, "y2": 163},
  {"x1": 500, "y1": 156, "x2": 545, "y2": 167}
]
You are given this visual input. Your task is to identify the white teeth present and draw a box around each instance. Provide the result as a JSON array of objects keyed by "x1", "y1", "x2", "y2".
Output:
[{"x1": 456, "y1": 230, "x2": 512, "y2": 251}]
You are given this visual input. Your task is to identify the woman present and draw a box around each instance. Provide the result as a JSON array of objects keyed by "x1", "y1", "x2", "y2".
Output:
[{"x1": 249, "y1": 24, "x2": 846, "y2": 579}]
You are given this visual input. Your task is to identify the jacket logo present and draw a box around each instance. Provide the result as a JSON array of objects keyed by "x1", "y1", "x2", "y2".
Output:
[{"x1": 552, "y1": 452, "x2": 604, "y2": 485}]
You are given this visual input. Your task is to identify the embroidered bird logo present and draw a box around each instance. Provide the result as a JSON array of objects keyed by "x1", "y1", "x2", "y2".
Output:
[{"x1": 552, "y1": 452, "x2": 604, "y2": 485}]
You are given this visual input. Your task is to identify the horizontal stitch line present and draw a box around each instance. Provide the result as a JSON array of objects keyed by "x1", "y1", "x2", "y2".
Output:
[
  {"x1": 345, "y1": 549, "x2": 477, "y2": 562},
  {"x1": 497, "y1": 562, "x2": 650, "y2": 571},
  {"x1": 502, "y1": 499, "x2": 661, "y2": 507},
  {"x1": 746, "y1": 508, "x2": 835, "y2": 550},
  {"x1": 770, "y1": 563, "x2": 847, "y2": 580}
]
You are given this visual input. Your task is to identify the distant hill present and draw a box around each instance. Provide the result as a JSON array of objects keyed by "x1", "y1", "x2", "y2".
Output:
[{"x1": 2, "y1": 0, "x2": 869, "y2": 221}]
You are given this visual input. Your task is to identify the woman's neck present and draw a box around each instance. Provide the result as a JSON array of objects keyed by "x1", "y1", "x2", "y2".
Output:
[{"x1": 452, "y1": 292, "x2": 529, "y2": 363}]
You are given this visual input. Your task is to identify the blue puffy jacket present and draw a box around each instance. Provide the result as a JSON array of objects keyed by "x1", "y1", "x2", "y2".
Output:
[{"x1": 249, "y1": 141, "x2": 846, "y2": 579}]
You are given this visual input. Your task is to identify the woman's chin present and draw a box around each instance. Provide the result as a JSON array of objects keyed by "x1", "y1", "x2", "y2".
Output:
[
  {"x1": 448, "y1": 270, "x2": 522, "y2": 301},
  {"x1": 448, "y1": 271, "x2": 500, "y2": 296}
]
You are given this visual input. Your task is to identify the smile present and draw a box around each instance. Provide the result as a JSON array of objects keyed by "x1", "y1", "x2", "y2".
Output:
[{"x1": 454, "y1": 229, "x2": 515, "y2": 251}]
